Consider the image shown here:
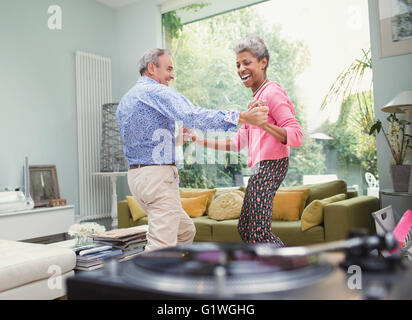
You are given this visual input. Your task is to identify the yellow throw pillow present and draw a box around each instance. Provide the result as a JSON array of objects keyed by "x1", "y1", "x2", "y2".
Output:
[
  {"x1": 208, "y1": 191, "x2": 245, "y2": 221},
  {"x1": 301, "y1": 193, "x2": 347, "y2": 231},
  {"x1": 181, "y1": 194, "x2": 209, "y2": 218},
  {"x1": 277, "y1": 188, "x2": 310, "y2": 218},
  {"x1": 126, "y1": 196, "x2": 147, "y2": 222},
  {"x1": 273, "y1": 189, "x2": 310, "y2": 221},
  {"x1": 179, "y1": 188, "x2": 216, "y2": 212}
]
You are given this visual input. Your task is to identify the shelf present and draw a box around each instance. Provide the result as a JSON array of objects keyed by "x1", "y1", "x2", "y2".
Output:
[
  {"x1": 380, "y1": 189, "x2": 412, "y2": 197},
  {"x1": 0, "y1": 205, "x2": 75, "y2": 241}
]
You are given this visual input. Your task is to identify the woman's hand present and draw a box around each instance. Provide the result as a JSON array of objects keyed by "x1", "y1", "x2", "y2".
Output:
[
  {"x1": 248, "y1": 99, "x2": 266, "y2": 109},
  {"x1": 176, "y1": 127, "x2": 196, "y2": 146},
  {"x1": 182, "y1": 127, "x2": 197, "y2": 143},
  {"x1": 243, "y1": 99, "x2": 269, "y2": 128},
  {"x1": 239, "y1": 98, "x2": 268, "y2": 127},
  {"x1": 239, "y1": 105, "x2": 269, "y2": 127}
]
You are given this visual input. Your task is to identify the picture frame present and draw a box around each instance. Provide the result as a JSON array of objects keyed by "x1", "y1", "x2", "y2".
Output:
[
  {"x1": 378, "y1": 0, "x2": 412, "y2": 58},
  {"x1": 29, "y1": 165, "x2": 60, "y2": 207}
]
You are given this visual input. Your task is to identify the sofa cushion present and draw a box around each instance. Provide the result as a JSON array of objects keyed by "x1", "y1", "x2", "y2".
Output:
[
  {"x1": 208, "y1": 191, "x2": 244, "y2": 221},
  {"x1": 273, "y1": 189, "x2": 310, "y2": 221},
  {"x1": 210, "y1": 219, "x2": 324, "y2": 246},
  {"x1": 210, "y1": 219, "x2": 242, "y2": 242},
  {"x1": 192, "y1": 216, "x2": 214, "y2": 242},
  {"x1": 301, "y1": 193, "x2": 347, "y2": 231},
  {"x1": 129, "y1": 216, "x2": 148, "y2": 227},
  {"x1": 302, "y1": 180, "x2": 347, "y2": 206},
  {"x1": 271, "y1": 221, "x2": 325, "y2": 246},
  {"x1": 0, "y1": 240, "x2": 76, "y2": 293},
  {"x1": 126, "y1": 196, "x2": 147, "y2": 221},
  {"x1": 181, "y1": 194, "x2": 209, "y2": 218},
  {"x1": 179, "y1": 188, "x2": 216, "y2": 213},
  {"x1": 128, "y1": 216, "x2": 213, "y2": 242}
]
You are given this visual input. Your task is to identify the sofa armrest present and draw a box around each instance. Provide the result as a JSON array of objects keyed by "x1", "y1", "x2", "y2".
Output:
[
  {"x1": 323, "y1": 196, "x2": 378, "y2": 242},
  {"x1": 346, "y1": 190, "x2": 358, "y2": 199},
  {"x1": 118, "y1": 200, "x2": 131, "y2": 228}
]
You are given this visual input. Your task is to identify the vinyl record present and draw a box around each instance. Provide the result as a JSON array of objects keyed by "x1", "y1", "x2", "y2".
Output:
[{"x1": 120, "y1": 242, "x2": 334, "y2": 299}]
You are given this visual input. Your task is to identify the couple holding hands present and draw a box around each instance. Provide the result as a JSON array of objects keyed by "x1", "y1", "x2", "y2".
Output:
[{"x1": 117, "y1": 34, "x2": 302, "y2": 252}]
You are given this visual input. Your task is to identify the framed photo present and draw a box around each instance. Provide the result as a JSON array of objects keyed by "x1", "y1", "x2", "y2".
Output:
[
  {"x1": 378, "y1": 0, "x2": 412, "y2": 58},
  {"x1": 29, "y1": 165, "x2": 60, "y2": 207}
]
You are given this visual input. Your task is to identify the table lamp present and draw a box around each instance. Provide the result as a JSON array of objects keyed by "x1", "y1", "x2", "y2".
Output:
[{"x1": 381, "y1": 90, "x2": 412, "y2": 122}]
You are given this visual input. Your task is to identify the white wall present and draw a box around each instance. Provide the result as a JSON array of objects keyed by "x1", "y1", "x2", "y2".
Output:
[
  {"x1": 368, "y1": 0, "x2": 412, "y2": 214},
  {"x1": 113, "y1": 0, "x2": 165, "y2": 102},
  {"x1": 0, "y1": 0, "x2": 115, "y2": 216}
]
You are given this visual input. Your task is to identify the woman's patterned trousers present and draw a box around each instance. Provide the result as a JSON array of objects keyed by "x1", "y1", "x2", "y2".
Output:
[{"x1": 237, "y1": 158, "x2": 289, "y2": 247}]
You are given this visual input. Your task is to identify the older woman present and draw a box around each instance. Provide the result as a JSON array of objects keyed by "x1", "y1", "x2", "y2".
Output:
[{"x1": 192, "y1": 34, "x2": 303, "y2": 247}]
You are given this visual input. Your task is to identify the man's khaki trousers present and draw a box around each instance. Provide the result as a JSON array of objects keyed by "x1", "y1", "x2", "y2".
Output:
[{"x1": 127, "y1": 165, "x2": 196, "y2": 252}]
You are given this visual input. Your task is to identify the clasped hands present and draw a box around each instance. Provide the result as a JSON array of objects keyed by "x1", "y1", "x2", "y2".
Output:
[
  {"x1": 246, "y1": 99, "x2": 267, "y2": 126},
  {"x1": 177, "y1": 99, "x2": 268, "y2": 145}
]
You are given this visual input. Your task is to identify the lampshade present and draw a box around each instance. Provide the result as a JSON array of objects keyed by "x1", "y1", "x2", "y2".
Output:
[{"x1": 381, "y1": 90, "x2": 412, "y2": 113}]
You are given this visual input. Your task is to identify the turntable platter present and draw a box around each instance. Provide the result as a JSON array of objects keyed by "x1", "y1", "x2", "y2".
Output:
[
  {"x1": 119, "y1": 242, "x2": 335, "y2": 299},
  {"x1": 67, "y1": 237, "x2": 409, "y2": 300}
]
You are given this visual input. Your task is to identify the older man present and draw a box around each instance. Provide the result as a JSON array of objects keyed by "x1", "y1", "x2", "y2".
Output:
[{"x1": 116, "y1": 48, "x2": 268, "y2": 252}]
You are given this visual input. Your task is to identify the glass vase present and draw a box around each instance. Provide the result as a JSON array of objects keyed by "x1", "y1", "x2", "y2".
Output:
[{"x1": 74, "y1": 234, "x2": 93, "y2": 247}]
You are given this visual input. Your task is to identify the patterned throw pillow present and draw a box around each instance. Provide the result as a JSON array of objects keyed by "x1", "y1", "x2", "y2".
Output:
[{"x1": 208, "y1": 191, "x2": 245, "y2": 221}]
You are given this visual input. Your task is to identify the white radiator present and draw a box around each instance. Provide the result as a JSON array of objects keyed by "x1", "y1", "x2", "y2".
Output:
[{"x1": 75, "y1": 51, "x2": 112, "y2": 221}]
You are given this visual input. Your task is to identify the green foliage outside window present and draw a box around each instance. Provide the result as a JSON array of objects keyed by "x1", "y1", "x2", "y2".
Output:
[
  {"x1": 327, "y1": 91, "x2": 378, "y2": 177},
  {"x1": 321, "y1": 48, "x2": 378, "y2": 181},
  {"x1": 164, "y1": 6, "x2": 326, "y2": 188}
]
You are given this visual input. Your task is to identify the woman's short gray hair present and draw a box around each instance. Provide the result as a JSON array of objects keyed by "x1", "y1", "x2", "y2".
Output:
[
  {"x1": 233, "y1": 34, "x2": 270, "y2": 71},
  {"x1": 138, "y1": 48, "x2": 170, "y2": 76}
]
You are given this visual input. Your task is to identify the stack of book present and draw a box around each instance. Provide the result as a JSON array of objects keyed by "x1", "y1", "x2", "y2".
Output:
[
  {"x1": 92, "y1": 225, "x2": 148, "y2": 262},
  {"x1": 73, "y1": 244, "x2": 123, "y2": 271}
]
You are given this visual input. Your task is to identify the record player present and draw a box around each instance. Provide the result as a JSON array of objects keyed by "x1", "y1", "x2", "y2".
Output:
[{"x1": 66, "y1": 231, "x2": 411, "y2": 300}]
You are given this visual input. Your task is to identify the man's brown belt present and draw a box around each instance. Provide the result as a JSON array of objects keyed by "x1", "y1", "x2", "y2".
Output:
[{"x1": 129, "y1": 163, "x2": 176, "y2": 169}]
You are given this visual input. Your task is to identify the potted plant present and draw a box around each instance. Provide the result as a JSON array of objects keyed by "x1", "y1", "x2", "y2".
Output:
[{"x1": 369, "y1": 112, "x2": 411, "y2": 192}]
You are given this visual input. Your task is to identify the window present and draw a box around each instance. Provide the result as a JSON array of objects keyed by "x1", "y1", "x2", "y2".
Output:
[{"x1": 163, "y1": 0, "x2": 375, "y2": 194}]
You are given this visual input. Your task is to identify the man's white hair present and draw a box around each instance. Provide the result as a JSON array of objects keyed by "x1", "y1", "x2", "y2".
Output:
[{"x1": 138, "y1": 48, "x2": 170, "y2": 76}]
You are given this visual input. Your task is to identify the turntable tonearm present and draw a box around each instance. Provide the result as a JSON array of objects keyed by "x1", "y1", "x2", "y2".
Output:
[{"x1": 66, "y1": 231, "x2": 411, "y2": 300}]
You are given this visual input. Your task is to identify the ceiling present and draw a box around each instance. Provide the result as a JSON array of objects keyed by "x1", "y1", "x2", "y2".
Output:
[{"x1": 95, "y1": 0, "x2": 140, "y2": 8}]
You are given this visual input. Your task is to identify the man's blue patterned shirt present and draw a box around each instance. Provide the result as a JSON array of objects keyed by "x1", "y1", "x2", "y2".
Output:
[{"x1": 116, "y1": 76, "x2": 240, "y2": 166}]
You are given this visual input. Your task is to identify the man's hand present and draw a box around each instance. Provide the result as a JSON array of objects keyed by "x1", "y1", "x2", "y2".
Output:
[
  {"x1": 176, "y1": 127, "x2": 196, "y2": 146},
  {"x1": 238, "y1": 105, "x2": 269, "y2": 127}
]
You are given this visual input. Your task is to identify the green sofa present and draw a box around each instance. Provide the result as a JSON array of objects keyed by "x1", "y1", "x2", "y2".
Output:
[{"x1": 118, "y1": 180, "x2": 378, "y2": 246}]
